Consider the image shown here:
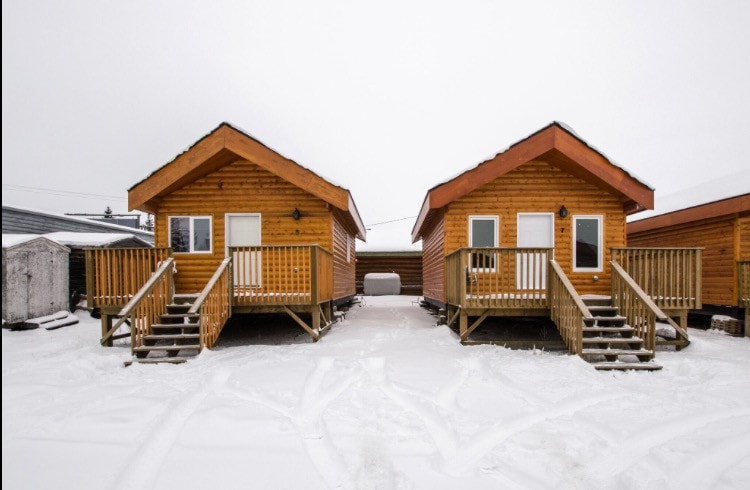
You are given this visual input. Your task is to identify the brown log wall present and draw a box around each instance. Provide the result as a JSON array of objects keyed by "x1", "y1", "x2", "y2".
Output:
[
  {"x1": 627, "y1": 215, "x2": 739, "y2": 306},
  {"x1": 443, "y1": 160, "x2": 626, "y2": 295},
  {"x1": 421, "y1": 210, "x2": 446, "y2": 304},
  {"x1": 154, "y1": 159, "x2": 333, "y2": 293},
  {"x1": 355, "y1": 253, "x2": 423, "y2": 295},
  {"x1": 332, "y1": 211, "x2": 356, "y2": 301}
]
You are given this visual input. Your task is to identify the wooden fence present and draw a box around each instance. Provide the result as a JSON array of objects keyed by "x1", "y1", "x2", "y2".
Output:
[
  {"x1": 230, "y1": 245, "x2": 334, "y2": 306},
  {"x1": 445, "y1": 248, "x2": 552, "y2": 309},
  {"x1": 611, "y1": 248, "x2": 702, "y2": 310},
  {"x1": 549, "y1": 260, "x2": 592, "y2": 355},
  {"x1": 739, "y1": 261, "x2": 750, "y2": 308},
  {"x1": 86, "y1": 247, "x2": 172, "y2": 309},
  {"x1": 610, "y1": 260, "x2": 660, "y2": 352},
  {"x1": 190, "y1": 257, "x2": 232, "y2": 349}
]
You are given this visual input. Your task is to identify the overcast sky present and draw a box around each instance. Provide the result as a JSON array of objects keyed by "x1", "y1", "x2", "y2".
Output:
[{"x1": 3, "y1": 0, "x2": 749, "y2": 251}]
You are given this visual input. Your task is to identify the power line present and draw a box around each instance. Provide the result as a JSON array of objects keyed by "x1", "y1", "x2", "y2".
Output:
[
  {"x1": 365, "y1": 216, "x2": 417, "y2": 227},
  {"x1": 2, "y1": 183, "x2": 127, "y2": 201}
]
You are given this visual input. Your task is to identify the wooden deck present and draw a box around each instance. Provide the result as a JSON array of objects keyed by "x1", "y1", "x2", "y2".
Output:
[
  {"x1": 444, "y1": 247, "x2": 697, "y2": 355},
  {"x1": 87, "y1": 245, "x2": 336, "y2": 357}
]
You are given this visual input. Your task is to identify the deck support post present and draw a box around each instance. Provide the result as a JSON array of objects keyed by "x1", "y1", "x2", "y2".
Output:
[
  {"x1": 459, "y1": 310, "x2": 468, "y2": 338},
  {"x1": 446, "y1": 306, "x2": 461, "y2": 327},
  {"x1": 101, "y1": 313, "x2": 113, "y2": 347},
  {"x1": 283, "y1": 306, "x2": 320, "y2": 342},
  {"x1": 460, "y1": 309, "x2": 490, "y2": 341}
]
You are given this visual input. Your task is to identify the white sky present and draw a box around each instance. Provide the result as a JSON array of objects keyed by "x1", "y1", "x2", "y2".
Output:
[{"x1": 3, "y1": 0, "x2": 749, "y2": 251}]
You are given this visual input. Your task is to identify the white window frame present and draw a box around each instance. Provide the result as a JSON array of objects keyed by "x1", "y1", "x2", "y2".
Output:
[
  {"x1": 168, "y1": 215, "x2": 213, "y2": 254},
  {"x1": 572, "y1": 215, "x2": 603, "y2": 272},
  {"x1": 468, "y1": 215, "x2": 499, "y2": 272}
]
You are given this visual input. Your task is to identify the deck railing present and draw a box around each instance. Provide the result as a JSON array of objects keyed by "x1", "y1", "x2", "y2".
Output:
[
  {"x1": 99, "y1": 258, "x2": 175, "y2": 351},
  {"x1": 611, "y1": 247, "x2": 702, "y2": 310},
  {"x1": 739, "y1": 261, "x2": 750, "y2": 308},
  {"x1": 86, "y1": 248, "x2": 172, "y2": 309},
  {"x1": 549, "y1": 260, "x2": 592, "y2": 355},
  {"x1": 190, "y1": 257, "x2": 232, "y2": 349},
  {"x1": 610, "y1": 260, "x2": 661, "y2": 352},
  {"x1": 229, "y1": 245, "x2": 334, "y2": 306},
  {"x1": 446, "y1": 248, "x2": 552, "y2": 309}
]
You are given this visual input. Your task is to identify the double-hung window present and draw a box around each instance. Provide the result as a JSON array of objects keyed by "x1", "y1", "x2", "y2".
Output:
[
  {"x1": 573, "y1": 216, "x2": 602, "y2": 271},
  {"x1": 169, "y1": 216, "x2": 212, "y2": 253},
  {"x1": 469, "y1": 216, "x2": 498, "y2": 270}
]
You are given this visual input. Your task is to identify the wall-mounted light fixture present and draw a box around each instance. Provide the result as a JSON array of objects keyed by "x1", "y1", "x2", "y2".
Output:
[
  {"x1": 558, "y1": 205, "x2": 568, "y2": 218},
  {"x1": 292, "y1": 208, "x2": 301, "y2": 220}
]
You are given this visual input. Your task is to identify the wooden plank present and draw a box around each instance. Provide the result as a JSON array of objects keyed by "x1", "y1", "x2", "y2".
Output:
[
  {"x1": 283, "y1": 305, "x2": 319, "y2": 341},
  {"x1": 460, "y1": 310, "x2": 490, "y2": 341}
]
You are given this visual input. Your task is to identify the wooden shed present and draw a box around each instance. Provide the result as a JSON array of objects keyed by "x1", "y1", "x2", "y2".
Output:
[
  {"x1": 627, "y1": 193, "x2": 750, "y2": 335},
  {"x1": 355, "y1": 251, "x2": 422, "y2": 295},
  {"x1": 411, "y1": 122, "x2": 701, "y2": 369},
  {"x1": 87, "y1": 123, "x2": 365, "y2": 363},
  {"x1": 2, "y1": 235, "x2": 70, "y2": 326}
]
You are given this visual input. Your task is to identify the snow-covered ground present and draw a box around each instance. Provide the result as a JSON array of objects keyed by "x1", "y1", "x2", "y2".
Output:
[{"x1": 3, "y1": 296, "x2": 750, "y2": 489}]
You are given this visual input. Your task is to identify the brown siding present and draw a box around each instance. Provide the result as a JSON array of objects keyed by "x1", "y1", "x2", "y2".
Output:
[
  {"x1": 739, "y1": 214, "x2": 750, "y2": 261},
  {"x1": 154, "y1": 159, "x2": 332, "y2": 293},
  {"x1": 355, "y1": 253, "x2": 422, "y2": 295},
  {"x1": 422, "y1": 210, "x2": 446, "y2": 304},
  {"x1": 332, "y1": 211, "x2": 356, "y2": 301},
  {"x1": 443, "y1": 160, "x2": 626, "y2": 295},
  {"x1": 628, "y1": 215, "x2": 737, "y2": 306}
]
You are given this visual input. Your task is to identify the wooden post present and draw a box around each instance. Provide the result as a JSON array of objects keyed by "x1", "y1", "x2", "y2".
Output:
[
  {"x1": 101, "y1": 313, "x2": 113, "y2": 347},
  {"x1": 459, "y1": 250, "x2": 467, "y2": 309},
  {"x1": 85, "y1": 249, "x2": 95, "y2": 307},
  {"x1": 695, "y1": 249, "x2": 702, "y2": 309},
  {"x1": 310, "y1": 246, "x2": 318, "y2": 305},
  {"x1": 459, "y1": 310, "x2": 468, "y2": 339}
]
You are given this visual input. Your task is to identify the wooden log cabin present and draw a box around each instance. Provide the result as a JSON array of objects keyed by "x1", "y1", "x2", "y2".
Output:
[
  {"x1": 87, "y1": 123, "x2": 365, "y2": 364},
  {"x1": 627, "y1": 193, "x2": 750, "y2": 336},
  {"x1": 411, "y1": 122, "x2": 701, "y2": 370}
]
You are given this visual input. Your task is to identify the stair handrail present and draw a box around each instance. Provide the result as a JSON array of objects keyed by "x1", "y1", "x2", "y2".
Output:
[
  {"x1": 548, "y1": 259, "x2": 593, "y2": 355},
  {"x1": 190, "y1": 257, "x2": 232, "y2": 349},
  {"x1": 610, "y1": 260, "x2": 666, "y2": 352},
  {"x1": 100, "y1": 257, "x2": 175, "y2": 347}
]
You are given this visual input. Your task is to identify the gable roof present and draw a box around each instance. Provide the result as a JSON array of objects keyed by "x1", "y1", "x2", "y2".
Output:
[
  {"x1": 128, "y1": 123, "x2": 366, "y2": 240},
  {"x1": 627, "y1": 193, "x2": 750, "y2": 234},
  {"x1": 411, "y1": 122, "x2": 654, "y2": 242},
  {"x1": 2, "y1": 234, "x2": 70, "y2": 253}
]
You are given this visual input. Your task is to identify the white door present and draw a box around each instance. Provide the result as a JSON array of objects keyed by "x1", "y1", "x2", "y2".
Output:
[
  {"x1": 516, "y1": 213, "x2": 554, "y2": 290},
  {"x1": 226, "y1": 214, "x2": 262, "y2": 287}
]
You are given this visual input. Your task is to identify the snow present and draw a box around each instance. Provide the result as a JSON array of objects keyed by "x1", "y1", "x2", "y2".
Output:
[
  {"x1": 1, "y1": 234, "x2": 40, "y2": 248},
  {"x1": 44, "y1": 232, "x2": 148, "y2": 247},
  {"x1": 628, "y1": 169, "x2": 750, "y2": 222},
  {"x1": 3, "y1": 296, "x2": 750, "y2": 489}
]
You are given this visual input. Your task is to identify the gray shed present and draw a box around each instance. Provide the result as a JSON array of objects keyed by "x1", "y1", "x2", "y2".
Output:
[{"x1": 2, "y1": 235, "x2": 70, "y2": 326}]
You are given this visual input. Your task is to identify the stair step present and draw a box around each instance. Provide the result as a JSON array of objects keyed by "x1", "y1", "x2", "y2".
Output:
[
  {"x1": 151, "y1": 323, "x2": 199, "y2": 331},
  {"x1": 582, "y1": 326, "x2": 635, "y2": 333},
  {"x1": 589, "y1": 315, "x2": 626, "y2": 322},
  {"x1": 134, "y1": 344, "x2": 200, "y2": 353},
  {"x1": 124, "y1": 356, "x2": 193, "y2": 366},
  {"x1": 582, "y1": 337, "x2": 643, "y2": 344},
  {"x1": 583, "y1": 348, "x2": 653, "y2": 356},
  {"x1": 587, "y1": 306, "x2": 619, "y2": 315},
  {"x1": 172, "y1": 293, "x2": 200, "y2": 305},
  {"x1": 143, "y1": 333, "x2": 200, "y2": 341},
  {"x1": 594, "y1": 362, "x2": 663, "y2": 371},
  {"x1": 582, "y1": 296, "x2": 612, "y2": 307},
  {"x1": 160, "y1": 313, "x2": 199, "y2": 320}
]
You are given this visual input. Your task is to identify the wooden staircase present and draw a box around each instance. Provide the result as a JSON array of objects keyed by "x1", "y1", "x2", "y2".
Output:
[
  {"x1": 581, "y1": 296, "x2": 662, "y2": 371},
  {"x1": 125, "y1": 294, "x2": 202, "y2": 366}
]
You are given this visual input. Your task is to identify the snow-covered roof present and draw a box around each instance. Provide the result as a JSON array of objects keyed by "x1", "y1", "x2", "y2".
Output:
[
  {"x1": 628, "y1": 169, "x2": 750, "y2": 222},
  {"x1": 2, "y1": 204, "x2": 155, "y2": 237},
  {"x1": 2, "y1": 234, "x2": 40, "y2": 248},
  {"x1": 43, "y1": 232, "x2": 151, "y2": 247}
]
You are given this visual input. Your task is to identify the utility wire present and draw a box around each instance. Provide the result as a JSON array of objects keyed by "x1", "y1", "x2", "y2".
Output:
[
  {"x1": 365, "y1": 216, "x2": 417, "y2": 227},
  {"x1": 2, "y1": 183, "x2": 127, "y2": 201}
]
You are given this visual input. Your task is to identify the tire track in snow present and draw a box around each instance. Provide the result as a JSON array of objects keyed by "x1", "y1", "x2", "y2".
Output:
[
  {"x1": 585, "y1": 408, "x2": 750, "y2": 483},
  {"x1": 113, "y1": 368, "x2": 234, "y2": 490},
  {"x1": 223, "y1": 357, "x2": 361, "y2": 489},
  {"x1": 672, "y1": 428, "x2": 750, "y2": 488}
]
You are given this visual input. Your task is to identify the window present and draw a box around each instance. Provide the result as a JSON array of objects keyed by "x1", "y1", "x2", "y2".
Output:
[
  {"x1": 469, "y1": 216, "x2": 498, "y2": 269},
  {"x1": 169, "y1": 216, "x2": 212, "y2": 253},
  {"x1": 346, "y1": 235, "x2": 351, "y2": 263},
  {"x1": 573, "y1": 216, "x2": 602, "y2": 271}
]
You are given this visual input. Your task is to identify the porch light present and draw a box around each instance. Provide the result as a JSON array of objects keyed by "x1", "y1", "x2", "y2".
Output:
[
  {"x1": 292, "y1": 208, "x2": 301, "y2": 220},
  {"x1": 558, "y1": 205, "x2": 568, "y2": 218}
]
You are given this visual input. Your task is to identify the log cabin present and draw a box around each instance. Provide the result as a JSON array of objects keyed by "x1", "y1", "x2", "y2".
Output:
[
  {"x1": 411, "y1": 122, "x2": 701, "y2": 370},
  {"x1": 627, "y1": 193, "x2": 750, "y2": 336},
  {"x1": 87, "y1": 123, "x2": 365, "y2": 364},
  {"x1": 355, "y1": 251, "x2": 423, "y2": 296}
]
